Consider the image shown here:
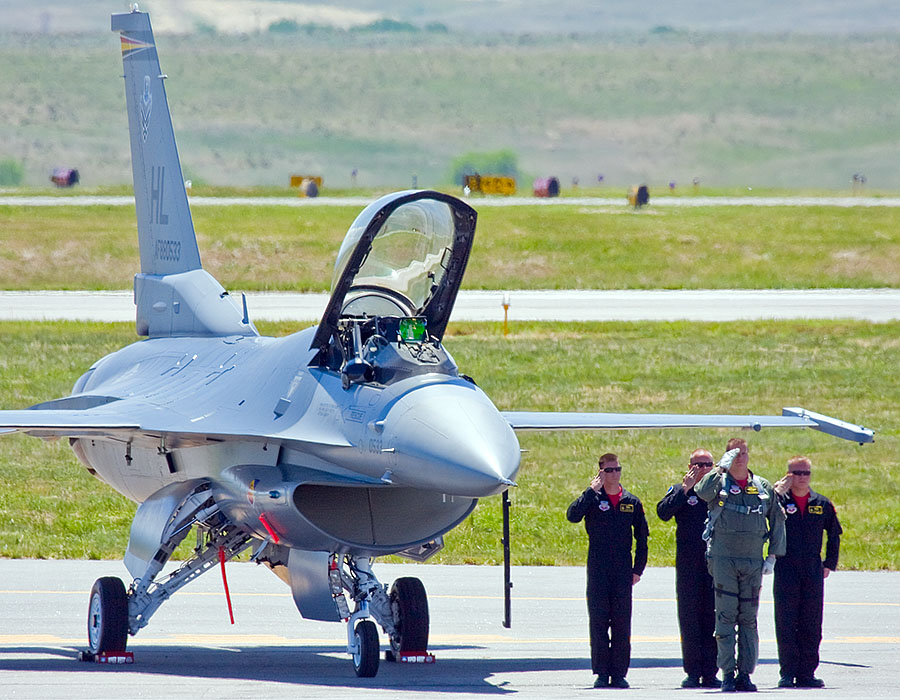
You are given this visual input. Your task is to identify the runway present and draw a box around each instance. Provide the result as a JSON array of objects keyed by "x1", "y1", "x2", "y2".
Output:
[
  {"x1": 3, "y1": 288, "x2": 899, "y2": 323},
  {"x1": 0, "y1": 560, "x2": 896, "y2": 699}
]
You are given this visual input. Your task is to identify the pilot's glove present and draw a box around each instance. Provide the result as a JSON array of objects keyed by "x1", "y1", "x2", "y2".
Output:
[
  {"x1": 716, "y1": 448, "x2": 741, "y2": 471},
  {"x1": 762, "y1": 555, "x2": 776, "y2": 576}
]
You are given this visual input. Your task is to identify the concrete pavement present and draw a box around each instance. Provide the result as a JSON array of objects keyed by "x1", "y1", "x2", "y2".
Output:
[
  {"x1": 3, "y1": 288, "x2": 900, "y2": 323},
  {"x1": 0, "y1": 560, "x2": 897, "y2": 699}
]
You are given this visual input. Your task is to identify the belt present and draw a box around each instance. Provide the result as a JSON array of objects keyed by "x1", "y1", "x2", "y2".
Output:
[{"x1": 721, "y1": 501, "x2": 763, "y2": 515}]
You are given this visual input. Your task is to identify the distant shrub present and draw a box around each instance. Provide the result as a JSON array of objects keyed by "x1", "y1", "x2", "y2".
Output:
[
  {"x1": 269, "y1": 19, "x2": 300, "y2": 34},
  {"x1": 357, "y1": 19, "x2": 419, "y2": 33},
  {"x1": 424, "y1": 22, "x2": 450, "y2": 33},
  {"x1": 0, "y1": 158, "x2": 24, "y2": 186},
  {"x1": 195, "y1": 21, "x2": 217, "y2": 36},
  {"x1": 449, "y1": 149, "x2": 519, "y2": 185}
]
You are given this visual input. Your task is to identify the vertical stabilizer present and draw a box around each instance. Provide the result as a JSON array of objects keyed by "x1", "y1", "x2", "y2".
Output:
[
  {"x1": 112, "y1": 9, "x2": 200, "y2": 275},
  {"x1": 112, "y1": 10, "x2": 256, "y2": 338}
]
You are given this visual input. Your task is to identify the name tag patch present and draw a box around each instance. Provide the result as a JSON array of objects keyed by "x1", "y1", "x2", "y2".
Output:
[
  {"x1": 745, "y1": 485, "x2": 759, "y2": 495},
  {"x1": 619, "y1": 503, "x2": 634, "y2": 513},
  {"x1": 808, "y1": 505, "x2": 823, "y2": 515}
]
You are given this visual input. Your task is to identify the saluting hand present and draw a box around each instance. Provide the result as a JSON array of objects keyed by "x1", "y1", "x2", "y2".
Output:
[
  {"x1": 774, "y1": 473, "x2": 793, "y2": 496},
  {"x1": 590, "y1": 472, "x2": 605, "y2": 493},
  {"x1": 682, "y1": 465, "x2": 701, "y2": 493}
]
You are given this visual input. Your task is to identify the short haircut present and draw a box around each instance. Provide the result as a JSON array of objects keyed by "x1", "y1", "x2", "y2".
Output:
[
  {"x1": 690, "y1": 448, "x2": 712, "y2": 460},
  {"x1": 598, "y1": 453, "x2": 618, "y2": 467},
  {"x1": 788, "y1": 455, "x2": 812, "y2": 470},
  {"x1": 726, "y1": 437, "x2": 747, "y2": 452}
]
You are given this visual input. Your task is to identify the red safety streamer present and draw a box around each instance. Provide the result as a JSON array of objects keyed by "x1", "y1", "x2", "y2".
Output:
[
  {"x1": 258, "y1": 513, "x2": 280, "y2": 543},
  {"x1": 218, "y1": 546, "x2": 235, "y2": 625}
]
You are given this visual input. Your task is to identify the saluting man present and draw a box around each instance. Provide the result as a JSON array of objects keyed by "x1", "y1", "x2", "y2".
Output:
[
  {"x1": 695, "y1": 438, "x2": 785, "y2": 693},
  {"x1": 657, "y1": 448, "x2": 721, "y2": 689},
  {"x1": 567, "y1": 453, "x2": 649, "y2": 689},
  {"x1": 772, "y1": 456, "x2": 842, "y2": 689}
]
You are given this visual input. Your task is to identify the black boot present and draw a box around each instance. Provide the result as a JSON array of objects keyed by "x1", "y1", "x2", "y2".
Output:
[
  {"x1": 795, "y1": 676, "x2": 825, "y2": 688},
  {"x1": 721, "y1": 673, "x2": 736, "y2": 692},
  {"x1": 734, "y1": 672, "x2": 757, "y2": 692}
]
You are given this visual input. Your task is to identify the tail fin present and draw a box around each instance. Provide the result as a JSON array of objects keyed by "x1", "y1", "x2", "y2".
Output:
[
  {"x1": 112, "y1": 9, "x2": 199, "y2": 276},
  {"x1": 112, "y1": 9, "x2": 255, "y2": 338}
]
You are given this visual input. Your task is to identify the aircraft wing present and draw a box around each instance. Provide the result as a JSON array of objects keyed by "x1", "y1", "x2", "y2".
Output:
[
  {"x1": 501, "y1": 406, "x2": 874, "y2": 444},
  {"x1": 0, "y1": 404, "x2": 351, "y2": 448}
]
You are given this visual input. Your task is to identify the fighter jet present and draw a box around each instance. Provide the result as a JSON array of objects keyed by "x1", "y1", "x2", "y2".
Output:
[{"x1": 0, "y1": 8, "x2": 873, "y2": 678}]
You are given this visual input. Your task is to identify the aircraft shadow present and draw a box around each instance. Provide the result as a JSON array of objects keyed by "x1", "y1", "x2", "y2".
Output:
[
  {"x1": 0, "y1": 645, "x2": 726, "y2": 693},
  {"x1": 0, "y1": 645, "x2": 826, "y2": 693}
]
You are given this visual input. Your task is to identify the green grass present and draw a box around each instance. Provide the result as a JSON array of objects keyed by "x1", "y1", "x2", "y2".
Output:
[
  {"x1": 2, "y1": 31, "x2": 900, "y2": 189},
  {"x1": 2, "y1": 203, "x2": 900, "y2": 290},
  {"x1": 1, "y1": 320, "x2": 895, "y2": 569}
]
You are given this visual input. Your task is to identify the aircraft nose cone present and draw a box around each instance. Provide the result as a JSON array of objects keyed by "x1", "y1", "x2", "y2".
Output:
[{"x1": 382, "y1": 382, "x2": 520, "y2": 498}]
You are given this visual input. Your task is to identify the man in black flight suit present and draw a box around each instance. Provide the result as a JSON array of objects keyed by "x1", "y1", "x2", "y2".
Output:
[
  {"x1": 657, "y1": 448, "x2": 721, "y2": 689},
  {"x1": 772, "y1": 456, "x2": 842, "y2": 689},
  {"x1": 567, "y1": 452, "x2": 649, "y2": 689}
]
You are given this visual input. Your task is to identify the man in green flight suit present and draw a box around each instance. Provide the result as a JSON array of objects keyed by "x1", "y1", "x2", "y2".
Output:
[{"x1": 695, "y1": 438, "x2": 785, "y2": 693}]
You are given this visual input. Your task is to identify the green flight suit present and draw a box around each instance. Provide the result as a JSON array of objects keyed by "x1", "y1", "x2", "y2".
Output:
[{"x1": 695, "y1": 468, "x2": 785, "y2": 676}]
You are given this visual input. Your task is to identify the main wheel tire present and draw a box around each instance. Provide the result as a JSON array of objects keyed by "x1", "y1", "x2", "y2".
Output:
[
  {"x1": 352, "y1": 619, "x2": 380, "y2": 677},
  {"x1": 87, "y1": 576, "x2": 129, "y2": 655},
  {"x1": 388, "y1": 576, "x2": 429, "y2": 659}
]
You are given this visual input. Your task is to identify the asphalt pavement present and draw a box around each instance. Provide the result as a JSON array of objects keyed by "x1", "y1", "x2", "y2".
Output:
[{"x1": 0, "y1": 559, "x2": 897, "y2": 699}]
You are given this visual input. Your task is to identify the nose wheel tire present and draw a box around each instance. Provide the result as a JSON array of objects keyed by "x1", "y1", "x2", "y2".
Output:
[
  {"x1": 352, "y1": 619, "x2": 380, "y2": 677},
  {"x1": 388, "y1": 576, "x2": 429, "y2": 660},
  {"x1": 87, "y1": 576, "x2": 129, "y2": 655}
]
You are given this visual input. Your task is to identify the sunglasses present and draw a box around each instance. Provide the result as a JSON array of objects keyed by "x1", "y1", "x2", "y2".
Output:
[
  {"x1": 691, "y1": 461, "x2": 714, "y2": 468},
  {"x1": 600, "y1": 466, "x2": 622, "y2": 473},
  {"x1": 790, "y1": 470, "x2": 811, "y2": 476}
]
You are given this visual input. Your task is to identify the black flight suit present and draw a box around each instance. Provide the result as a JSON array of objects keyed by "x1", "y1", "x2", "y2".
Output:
[
  {"x1": 567, "y1": 487, "x2": 649, "y2": 681},
  {"x1": 774, "y1": 489, "x2": 841, "y2": 682},
  {"x1": 657, "y1": 484, "x2": 718, "y2": 682}
]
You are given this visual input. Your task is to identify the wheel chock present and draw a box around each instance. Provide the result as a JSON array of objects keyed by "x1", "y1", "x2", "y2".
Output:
[{"x1": 78, "y1": 650, "x2": 134, "y2": 664}]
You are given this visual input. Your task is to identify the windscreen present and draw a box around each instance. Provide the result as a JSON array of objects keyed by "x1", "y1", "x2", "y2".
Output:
[{"x1": 332, "y1": 199, "x2": 455, "y2": 314}]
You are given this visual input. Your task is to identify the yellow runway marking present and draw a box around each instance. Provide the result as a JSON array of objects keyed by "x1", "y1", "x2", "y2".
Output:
[
  {"x1": 2, "y1": 634, "x2": 899, "y2": 647},
  {"x1": 1, "y1": 590, "x2": 898, "y2": 608}
]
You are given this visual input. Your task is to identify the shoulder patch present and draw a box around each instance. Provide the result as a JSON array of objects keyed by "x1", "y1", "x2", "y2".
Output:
[
  {"x1": 619, "y1": 503, "x2": 634, "y2": 513},
  {"x1": 808, "y1": 505, "x2": 824, "y2": 515},
  {"x1": 666, "y1": 485, "x2": 676, "y2": 495}
]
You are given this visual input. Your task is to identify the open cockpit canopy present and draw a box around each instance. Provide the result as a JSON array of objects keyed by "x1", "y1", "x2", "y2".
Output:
[{"x1": 311, "y1": 191, "x2": 476, "y2": 352}]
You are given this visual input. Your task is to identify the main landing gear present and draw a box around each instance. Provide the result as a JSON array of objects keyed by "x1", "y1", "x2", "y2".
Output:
[{"x1": 82, "y1": 483, "x2": 253, "y2": 661}]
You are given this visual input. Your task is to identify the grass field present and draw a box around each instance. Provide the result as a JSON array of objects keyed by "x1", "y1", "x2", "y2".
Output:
[
  {"x1": 2, "y1": 202, "x2": 900, "y2": 290},
  {"x1": 1, "y1": 320, "x2": 895, "y2": 569},
  {"x1": 3, "y1": 29, "x2": 900, "y2": 189}
]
